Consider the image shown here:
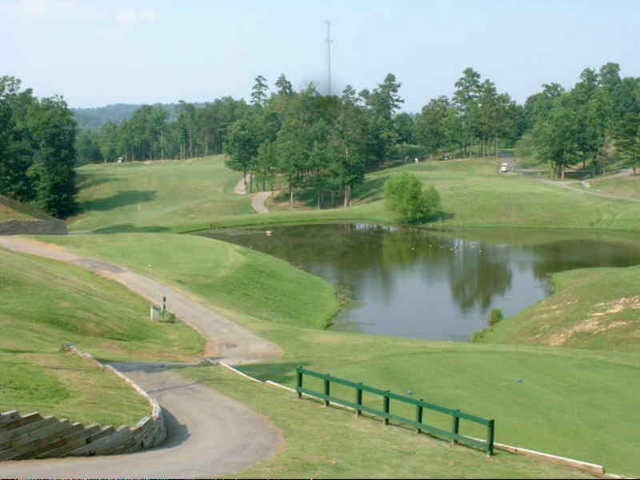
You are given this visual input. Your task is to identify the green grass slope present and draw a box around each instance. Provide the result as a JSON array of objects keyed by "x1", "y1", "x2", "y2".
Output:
[
  {"x1": 71, "y1": 156, "x2": 640, "y2": 233},
  {"x1": 0, "y1": 194, "x2": 52, "y2": 222},
  {"x1": 42, "y1": 233, "x2": 640, "y2": 476},
  {"x1": 575, "y1": 172, "x2": 640, "y2": 200},
  {"x1": 42, "y1": 234, "x2": 340, "y2": 329},
  {"x1": 477, "y1": 264, "x2": 640, "y2": 352},
  {"x1": 70, "y1": 155, "x2": 252, "y2": 233},
  {"x1": 0, "y1": 247, "x2": 204, "y2": 425},
  {"x1": 183, "y1": 365, "x2": 591, "y2": 478},
  {"x1": 191, "y1": 158, "x2": 640, "y2": 233}
]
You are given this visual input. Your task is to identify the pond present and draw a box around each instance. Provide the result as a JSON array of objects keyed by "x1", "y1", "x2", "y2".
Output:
[{"x1": 202, "y1": 224, "x2": 640, "y2": 341}]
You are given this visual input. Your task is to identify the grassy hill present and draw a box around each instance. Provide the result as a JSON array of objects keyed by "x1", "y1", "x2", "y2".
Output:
[
  {"x1": 202, "y1": 158, "x2": 640, "y2": 233},
  {"x1": 476, "y1": 263, "x2": 640, "y2": 351},
  {"x1": 9, "y1": 156, "x2": 640, "y2": 474},
  {"x1": 69, "y1": 156, "x2": 640, "y2": 233},
  {"x1": 0, "y1": 194, "x2": 52, "y2": 222},
  {"x1": 0, "y1": 247, "x2": 204, "y2": 425},
  {"x1": 574, "y1": 171, "x2": 640, "y2": 200},
  {"x1": 69, "y1": 155, "x2": 252, "y2": 233},
  {"x1": 42, "y1": 233, "x2": 640, "y2": 476}
]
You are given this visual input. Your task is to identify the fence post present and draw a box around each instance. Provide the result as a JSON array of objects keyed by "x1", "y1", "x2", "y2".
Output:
[
  {"x1": 451, "y1": 410, "x2": 460, "y2": 444},
  {"x1": 416, "y1": 399, "x2": 423, "y2": 433},
  {"x1": 296, "y1": 366, "x2": 302, "y2": 399},
  {"x1": 486, "y1": 419, "x2": 495, "y2": 456},
  {"x1": 355, "y1": 383, "x2": 363, "y2": 417},
  {"x1": 324, "y1": 374, "x2": 330, "y2": 407},
  {"x1": 383, "y1": 391, "x2": 390, "y2": 425}
]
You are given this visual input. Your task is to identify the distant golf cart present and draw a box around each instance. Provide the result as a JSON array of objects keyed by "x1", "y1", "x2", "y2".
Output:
[{"x1": 499, "y1": 162, "x2": 509, "y2": 173}]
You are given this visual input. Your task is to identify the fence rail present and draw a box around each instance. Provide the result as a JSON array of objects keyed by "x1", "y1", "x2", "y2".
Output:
[{"x1": 295, "y1": 366, "x2": 495, "y2": 454}]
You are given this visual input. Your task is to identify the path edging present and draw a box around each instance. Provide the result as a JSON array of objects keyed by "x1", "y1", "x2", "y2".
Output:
[
  {"x1": 0, "y1": 344, "x2": 166, "y2": 460},
  {"x1": 219, "y1": 364, "x2": 624, "y2": 478}
]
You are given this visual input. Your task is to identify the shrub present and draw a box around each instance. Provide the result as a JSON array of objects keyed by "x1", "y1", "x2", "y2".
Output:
[
  {"x1": 384, "y1": 172, "x2": 441, "y2": 224},
  {"x1": 489, "y1": 308, "x2": 503, "y2": 326}
]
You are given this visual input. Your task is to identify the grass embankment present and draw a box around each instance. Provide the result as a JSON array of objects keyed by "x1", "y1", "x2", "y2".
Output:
[
  {"x1": 575, "y1": 172, "x2": 640, "y2": 200},
  {"x1": 0, "y1": 247, "x2": 204, "y2": 425},
  {"x1": 69, "y1": 155, "x2": 252, "y2": 233},
  {"x1": 0, "y1": 194, "x2": 52, "y2": 222},
  {"x1": 44, "y1": 233, "x2": 640, "y2": 476},
  {"x1": 477, "y1": 264, "x2": 640, "y2": 351},
  {"x1": 42, "y1": 234, "x2": 339, "y2": 329}
]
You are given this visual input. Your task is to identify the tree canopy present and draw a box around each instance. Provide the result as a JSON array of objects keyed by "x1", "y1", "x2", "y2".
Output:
[{"x1": 0, "y1": 76, "x2": 77, "y2": 217}]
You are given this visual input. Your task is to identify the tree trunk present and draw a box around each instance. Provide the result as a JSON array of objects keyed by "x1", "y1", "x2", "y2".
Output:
[
  {"x1": 344, "y1": 184, "x2": 351, "y2": 208},
  {"x1": 289, "y1": 188, "x2": 294, "y2": 208}
]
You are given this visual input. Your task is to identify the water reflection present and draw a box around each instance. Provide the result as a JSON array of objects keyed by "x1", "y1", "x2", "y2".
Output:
[{"x1": 202, "y1": 224, "x2": 640, "y2": 341}]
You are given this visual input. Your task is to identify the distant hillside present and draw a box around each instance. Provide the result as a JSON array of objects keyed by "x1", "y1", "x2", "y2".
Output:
[
  {"x1": 72, "y1": 102, "x2": 206, "y2": 130},
  {"x1": 0, "y1": 195, "x2": 53, "y2": 222}
]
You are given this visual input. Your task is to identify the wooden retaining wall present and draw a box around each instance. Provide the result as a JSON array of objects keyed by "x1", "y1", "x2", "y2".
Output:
[
  {"x1": 0, "y1": 346, "x2": 166, "y2": 460},
  {"x1": 0, "y1": 219, "x2": 67, "y2": 235}
]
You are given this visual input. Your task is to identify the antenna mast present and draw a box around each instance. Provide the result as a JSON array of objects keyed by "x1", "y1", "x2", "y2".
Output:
[{"x1": 325, "y1": 20, "x2": 332, "y2": 96}]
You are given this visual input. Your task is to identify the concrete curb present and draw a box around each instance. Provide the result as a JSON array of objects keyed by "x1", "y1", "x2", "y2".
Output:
[
  {"x1": 0, "y1": 344, "x2": 166, "y2": 460},
  {"x1": 63, "y1": 344, "x2": 166, "y2": 441}
]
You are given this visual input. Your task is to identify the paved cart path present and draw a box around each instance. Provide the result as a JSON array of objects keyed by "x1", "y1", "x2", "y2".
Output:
[
  {"x1": 233, "y1": 174, "x2": 273, "y2": 213},
  {"x1": 0, "y1": 366, "x2": 282, "y2": 478},
  {"x1": 0, "y1": 236, "x2": 283, "y2": 478},
  {"x1": 0, "y1": 236, "x2": 281, "y2": 363}
]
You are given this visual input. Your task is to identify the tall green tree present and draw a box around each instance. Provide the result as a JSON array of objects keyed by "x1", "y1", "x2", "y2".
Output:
[
  {"x1": 275, "y1": 74, "x2": 293, "y2": 96},
  {"x1": 414, "y1": 96, "x2": 450, "y2": 155},
  {"x1": 251, "y1": 75, "x2": 269, "y2": 107},
  {"x1": 533, "y1": 95, "x2": 580, "y2": 179},
  {"x1": 224, "y1": 118, "x2": 259, "y2": 187},
  {"x1": 24, "y1": 96, "x2": 77, "y2": 217}
]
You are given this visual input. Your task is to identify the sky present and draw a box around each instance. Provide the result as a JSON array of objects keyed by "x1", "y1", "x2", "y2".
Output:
[{"x1": 2, "y1": 0, "x2": 639, "y2": 111}]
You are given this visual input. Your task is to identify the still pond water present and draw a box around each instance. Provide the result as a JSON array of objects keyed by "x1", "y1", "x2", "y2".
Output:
[{"x1": 204, "y1": 224, "x2": 640, "y2": 341}]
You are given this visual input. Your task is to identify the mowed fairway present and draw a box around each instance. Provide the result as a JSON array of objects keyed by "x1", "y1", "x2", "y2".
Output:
[
  {"x1": 0, "y1": 246, "x2": 204, "y2": 425},
  {"x1": 44, "y1": 233, "x2": 640, "y2": 476},
  {"x1": 183, "y1": 365, "x2": 591, "y2": 478},
  {"x1": 70, "y1": 155, "x2": 252, "y2": 233},
  {"x1": 186, "y1": 158, "x2": 640, "y2": 232},
  {"x1": 70, "y1": 156, "x2": 640, "y2": 233}
]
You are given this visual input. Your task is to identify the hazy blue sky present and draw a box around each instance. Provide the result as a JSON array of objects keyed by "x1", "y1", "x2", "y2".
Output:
[{"x1": 2, "y1": 0, "x2": 639, "y2": 111}]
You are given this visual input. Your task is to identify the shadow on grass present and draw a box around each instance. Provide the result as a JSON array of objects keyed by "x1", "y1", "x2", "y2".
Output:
[
  {"x1": 92, "y1": 224, "x2": 171, "y2": 234},
  {"x1": 353, "y1": 176, "x2": 387, "y2": 202},
  {"x1": 76, "y1": 174, "x2": 115, "y2": 191},
  {"x1": 236, "y1": 361, "x2": 310, "y2": 384},
  {"x1": 78, "y1": 190, "x2": 157, "y2": 213}
]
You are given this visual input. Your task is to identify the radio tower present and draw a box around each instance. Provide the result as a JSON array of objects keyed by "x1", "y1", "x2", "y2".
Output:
[{"x1": 325, "y1": 20, "x2": 332, "y2": 96}]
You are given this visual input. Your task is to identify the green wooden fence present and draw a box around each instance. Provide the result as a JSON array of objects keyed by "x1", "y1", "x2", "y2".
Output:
[{"x1": 295, "y1": 366, "x2": 495, "y2": 455}]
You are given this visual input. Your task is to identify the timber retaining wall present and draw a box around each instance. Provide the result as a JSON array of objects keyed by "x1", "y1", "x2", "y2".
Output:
[
  {"x1": 0, "y1": 219, "x2": 67, "y2": 235},
  {"x1": 0, "y1": 345, "x2": 166, "y2": 460}
]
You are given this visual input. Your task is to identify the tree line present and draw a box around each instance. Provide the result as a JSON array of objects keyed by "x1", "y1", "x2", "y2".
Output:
[
  {"x1": 25, "y1": 61, "x2": 638, "y2": 216},
  {"x1": 0, "y1": 76, "x2": 77, "y2": 217},
  {"x1": 519, "y1": 63, "x2": 640, "y2": 178}
]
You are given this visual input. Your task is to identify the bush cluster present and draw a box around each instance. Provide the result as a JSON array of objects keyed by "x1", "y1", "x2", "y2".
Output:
[{"x1": 384, "y1": 172, "x2": 440, "y2": 224}]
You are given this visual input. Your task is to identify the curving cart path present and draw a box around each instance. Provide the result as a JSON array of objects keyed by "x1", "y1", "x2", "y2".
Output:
[
  {"x1": 233, "y1": 174, "x2": 273, "y2": 213},
  {"x1": 0, "y1": 236, "x2": 283, "y2": 478}
]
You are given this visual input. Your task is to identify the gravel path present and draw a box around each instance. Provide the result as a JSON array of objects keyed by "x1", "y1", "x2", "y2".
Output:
[
  {"x1": 0, "y1": 236, "x2": 283, "y2": 477},
  {"x1": 251, "y1": 191, "x2": 272, "y2": 213},
  {"x1": 233, "y1": 174, "x2": 273, "y2": 213},
  {"x1": 534, "y1": 177, "x2": 640, "y2": 203}
]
